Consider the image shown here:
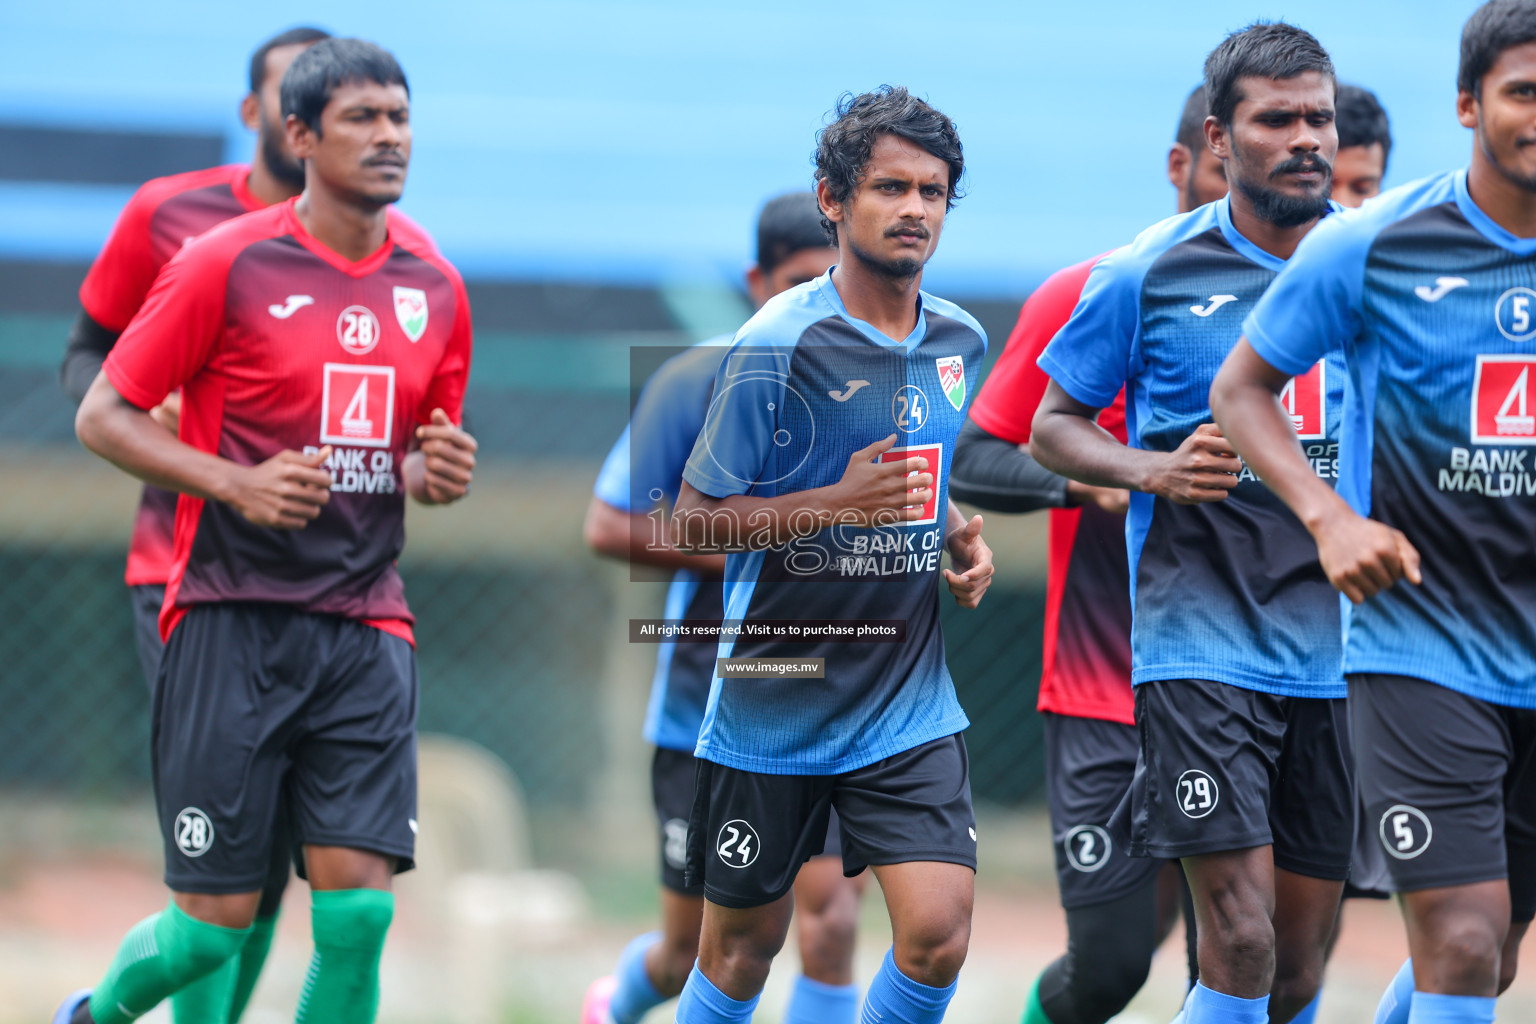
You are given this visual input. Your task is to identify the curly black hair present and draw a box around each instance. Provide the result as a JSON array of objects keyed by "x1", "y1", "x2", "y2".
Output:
[{"x1": 813, "y1": 86, "x2": 964, "y2": 244}]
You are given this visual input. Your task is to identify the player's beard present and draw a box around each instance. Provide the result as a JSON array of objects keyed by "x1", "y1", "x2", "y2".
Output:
[
  {"x1": 260, "y1": 124, "x2": 307, "y2": 190},
  {"x1": 1481, "y1": 128, "x2": 1536, "y2": 192},
  {"x1": 848, "y1": 230, "x2": 927, "y2": 281},
  {"x1": 1235, "y1": 152, "x2": 1333, "y2": 229}
]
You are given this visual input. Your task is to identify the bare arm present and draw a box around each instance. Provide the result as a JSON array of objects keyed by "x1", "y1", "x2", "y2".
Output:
[
  {"x1": 76, "y1": 371, "x2": 333, "y2": 529},
  {"x1": 1030, "y1": 379, "x2": 1241, "y2": 504},
  {"x1": 672, "y1": 434, "x2": 932, "y2": 552},
  {"x1": 584, "y1": 495, "x2": 727, "y2": 574},
  {"x1": 1210, "y1": 337, "x2": 1419, "y2": 603}
]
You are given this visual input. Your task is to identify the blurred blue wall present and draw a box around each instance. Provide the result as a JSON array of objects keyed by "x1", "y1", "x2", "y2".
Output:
[{"x1": 0, "y1": 0, "x2": 1484, "y2": 295}]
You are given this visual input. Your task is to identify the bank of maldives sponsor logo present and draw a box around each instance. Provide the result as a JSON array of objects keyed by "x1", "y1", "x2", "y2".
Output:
[
  {"x1": 321, "y1": 363, "x2": 395, "y2": 448},
  {"x1": 878, "y1": 443, "x2": 943, "y2": 525},
  {"x1": 1281, "y1": 360, "x2": 1327, "y2": 440},
  {"x1": 1473, "y1": 355, "x2": 1536, "y2": 444},
  {"x1": 393, "y1": 286, "x2": 428, "y2": 342}
]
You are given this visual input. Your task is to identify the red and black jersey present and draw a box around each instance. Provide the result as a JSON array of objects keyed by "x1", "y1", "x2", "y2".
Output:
[
  {"x1": 103, "y1": 199, "x2": 472, "y2": 645},
  {"x1": 968, "y1": 254, "x2": 1133, "y2": 725},
  {"x1": 81, "y1": 165, "x2": 265, "y2": 587}
]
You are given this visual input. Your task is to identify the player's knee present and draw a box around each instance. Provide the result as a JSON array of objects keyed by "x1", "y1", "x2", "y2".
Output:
[
  {"x1": 894, "y1": 916, "x2": 970, "y2": 988},
  {"x1": 798, "y1": 893, "x2": 860, "y2": 972},
  {"x1": 1427, "y1": 918, "x2": 1503, "y2": 991},
  {"x1": 655, "y1": 931, "x2": 700, "y2": 996},
  {"x1": 1269, "y1": 961, "x2": 1323, "y2": 1021}
]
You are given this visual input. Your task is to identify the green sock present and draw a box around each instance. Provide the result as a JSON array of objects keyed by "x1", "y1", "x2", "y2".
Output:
[
  {"x1": 171, "y1": 957, "x2": 236, "y2": 1024},
  {"x1": 294, "y1": 889, "x2": 395, "y2": 1024},
  {"x1": 88, "y1": 902, "x2": 249, "y2": 1024},
  {"x1": 227, "y1": 912, "x2": 279, "y2": 1022},
  {"x1": 1020, "y1": 974, "x2": 1055, "y2": 1024}
]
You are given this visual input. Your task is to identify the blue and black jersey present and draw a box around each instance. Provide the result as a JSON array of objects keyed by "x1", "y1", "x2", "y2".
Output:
[
  {"x1": 681, "y1": 270, "x2": 986, "y2": 775},
  {"x1": 1245, "y1": 169, "x2": 1536, "y2": 708},
  {"x1": 1039, "y1": 196, "x2": 1347, "y2": 698},
  {"x1": 594, "y1": 337, "x2": 731, "y2": 752}
]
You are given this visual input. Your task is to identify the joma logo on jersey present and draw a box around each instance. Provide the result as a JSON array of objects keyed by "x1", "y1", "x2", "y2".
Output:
[
  {"x1": 1280, "y1": 360, "x2": 1327, "y2": 440},
  {"x1": 878, "y1": 443, "x2": 943, "y2": 525},
  {"x1": 321, "y1": 364, "x2": 396, "y2": 448},
  {"x1": 1472, "y1": 355, "x2": 1536, "y2": 444}
]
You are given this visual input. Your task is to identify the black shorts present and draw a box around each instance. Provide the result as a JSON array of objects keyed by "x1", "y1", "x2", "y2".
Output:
[
  {"x1": 653, "y1": 746, "x2": 843, "y2": 895},
  {"x1": 685, "y1": 733, "x2": 975, "y2": 909},
  {"x1": 1112, "y1": 679, "x2": 1354, "y2": 880},
  {"x1": 130, "y1": 583, "x2": 166, "y2": 696},
  {"x1": 154, "y1": 603, "x2": 418, "y2": 893},
  {"x1": 1351, "y1": 674, "x2": 1536, "y2": 921},
  {"x1": 1044, "y1": 712, "x2": 1165, "y2": 909}
]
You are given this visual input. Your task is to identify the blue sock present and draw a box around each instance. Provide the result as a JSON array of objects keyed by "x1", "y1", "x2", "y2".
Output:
[
  {"x1": 1407, "y1": 992, "x2": 1496, "y2": 1024},
  {"x1": 784, "y1": 975, "x2": 859, "y2": 1024},
  {"x1": 1289, "y1": 991, "x2": 1322, "y2": 1024},
  {"x1": 609, "y1": 932, "x2": 666, "y2": 1024},
  {"x1": 1375, "y1": 960, "x2": 1415, "y2": 1024},
  {"x1": 859, "y1": 947, "x2": 957, "y2": 1024},
  {"x1": 674, "y1": 964, "x2": 759, "y2": 1024},
  {"x1": 1182, "y1": 981, "x2": 1268, "y2": 1024}
]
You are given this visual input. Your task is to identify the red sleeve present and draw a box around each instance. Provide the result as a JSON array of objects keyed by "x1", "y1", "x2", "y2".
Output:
[
  {"x1": 420, "y1": 269, "x2": 473, "y2": 425},
  {"x1": 103, "y1": 242, "x2": 231, "y2": 411},
  {"x1": 968, "y1": 255, "x2": 1106, "y2": 444},
  {"x1": 79, "y1": 183, "x2": 166, "y2": 332}
]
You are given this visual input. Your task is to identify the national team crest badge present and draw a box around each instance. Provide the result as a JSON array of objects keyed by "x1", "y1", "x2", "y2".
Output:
[
  {"x1": 393, "y1": 286, "x2": 428, "y2": 342},
  {"x1": 936, "y1": 355, "x2": 966, "y2": 411}
]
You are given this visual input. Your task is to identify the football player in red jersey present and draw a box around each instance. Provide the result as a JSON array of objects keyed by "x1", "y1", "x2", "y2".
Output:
[
  {"x1": 57, "y1": 26, "x2": 330, "y2": 1024},
  {"x1": 950, "y1": 85, "x2": 1226, "y2": 1024},
  {"x1": 59, "y1": 39, "x2": 475, "y2": 1024}
]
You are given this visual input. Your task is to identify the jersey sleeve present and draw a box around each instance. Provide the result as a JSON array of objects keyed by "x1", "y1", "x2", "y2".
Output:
[
  {"x1": 602, "y1": 347, "x2": 719, "y2": 510},
  {"x1": 78, "y1": 182, "x2": 166, "y2": 332},
  {"x1": 419, "y1": 275, "x2": 474, "y2": 425},
  {"x1": 681, "y1": 342, "x2": 787, "y2": 499},
  {"x1": 102, "y1": 243, "x2": 231, "y2": 410},
  {"x1": 1242, "y1": 212, "x2": 1370, "y2": 376},
  {"x1": 970, "y1": 257, "x2": 1099, "y2": 444},
  {"x1": 1036, "y1": 249, "x2": 1140, "y2": 409}
]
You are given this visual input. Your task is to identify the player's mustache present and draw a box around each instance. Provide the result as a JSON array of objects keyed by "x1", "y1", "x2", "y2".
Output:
[
  {"x1": 885, "y1": 223, "x2": 930, "y2": 239},
  {"x1": 364, "y1": 151, "x2": 406, "y2": 167},
  {"x1": 1270, "y1": 154, "x2": 1331, "y2": 179}
]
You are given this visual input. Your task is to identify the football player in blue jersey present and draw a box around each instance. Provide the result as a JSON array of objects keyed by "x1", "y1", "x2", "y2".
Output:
[
  {"x1": 1212, "y1": 4, "x2": 1536, "y2": 1023},
  {"x1": 1030, "y1": 23, "x2": 1349, "y2": 1024},
  {"x1": 667, "y1": 86, "x2": 993, "y2": 1024},
  {"x1": 580, "y1": 192, "x2": 868, "y2": 1024}
]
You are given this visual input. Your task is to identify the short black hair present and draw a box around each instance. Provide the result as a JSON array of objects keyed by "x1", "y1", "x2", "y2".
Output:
[
  {"x1": 813, "y1": 86, "x2": 965, "y2": 243},
  {"x1": 1176, "y1": 84, "x2": 1209, "y2": 153},
  {"x1": 1204, "y1": 22, "x2": 1336, "y2": 128},
  {"x1": 1336, "y1": 84, "x2": 1392, "y2": 167},
  {"x1": 280, "y1": 38, "x2": 409, "y2": 132},
  {"x1": 1460, "y1": 0, "x2": 1536, "y2": 99},
  {"x1": 248, "y1": 27, "x2": 331, "y2": 93},
  {"x1": 756, "y1": 192, "x2": 831, "y2": 274}
]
